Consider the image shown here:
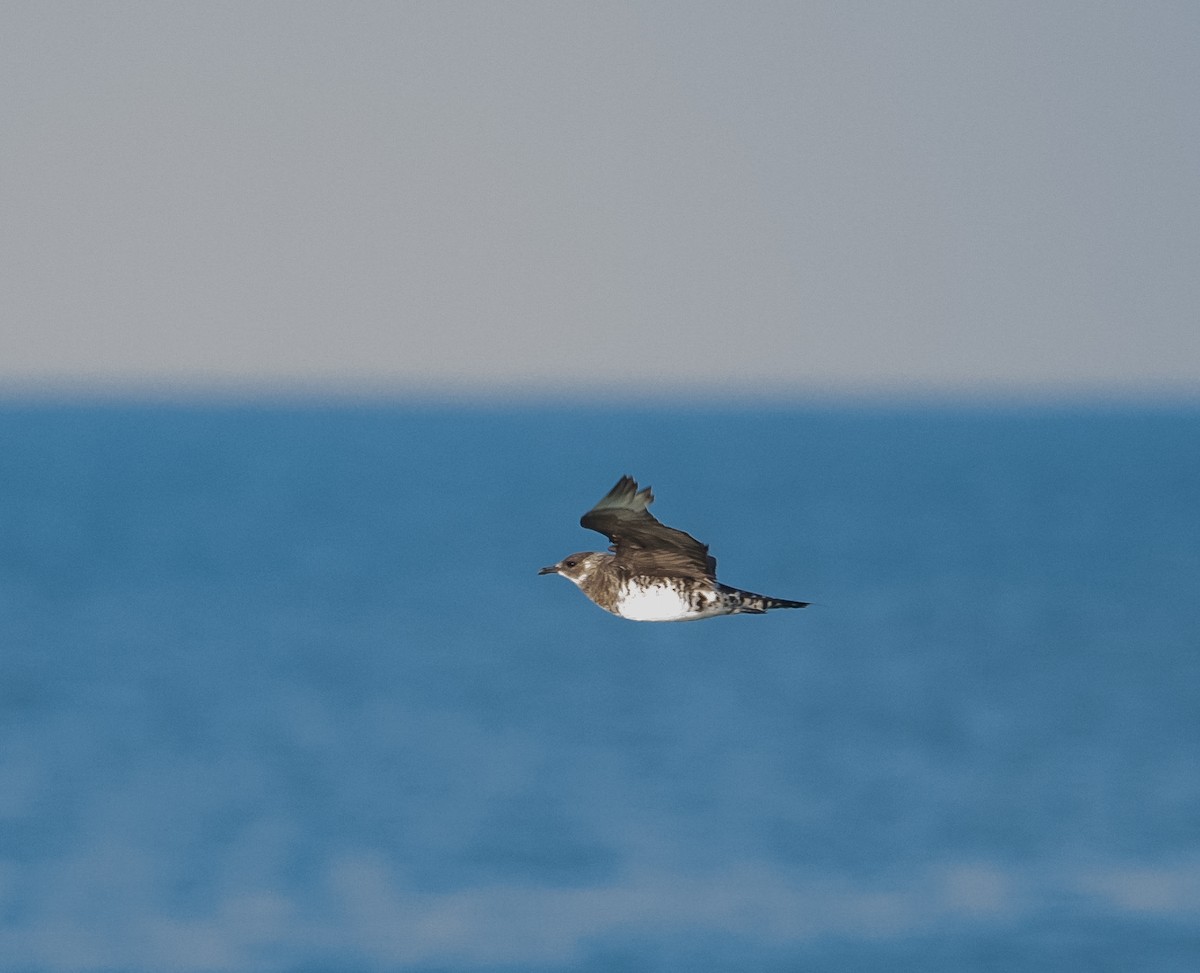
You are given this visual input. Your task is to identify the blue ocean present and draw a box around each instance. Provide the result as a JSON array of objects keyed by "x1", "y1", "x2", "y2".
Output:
[{"x1": 1, "y1": 402, "x2": 1198, "y2": 972}]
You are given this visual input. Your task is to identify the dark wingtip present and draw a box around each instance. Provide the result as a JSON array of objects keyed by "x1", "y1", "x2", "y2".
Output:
[
  {"x1": 614, "y1": 474, "x2": 653, "y2": 507},
  {"x1": 587, "y1": 475, "x2": 652, "y2": 517}
]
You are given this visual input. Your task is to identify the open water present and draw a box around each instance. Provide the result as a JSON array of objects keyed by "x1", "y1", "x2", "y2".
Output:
[{"x1": 1, "y1": 402, "x2": 1198, "y2": 971}]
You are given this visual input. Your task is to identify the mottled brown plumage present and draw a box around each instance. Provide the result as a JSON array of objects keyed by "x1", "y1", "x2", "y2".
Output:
[
  {"x1": 579, "y1": 475, "x2": 717, "y2": 580},
  {"x1": 540, "y1": 476, "x2": 809, "y2": 622}
]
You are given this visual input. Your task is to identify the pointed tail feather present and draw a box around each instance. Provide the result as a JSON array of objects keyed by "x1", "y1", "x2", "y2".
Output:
[{"x1": 724, "y1": 586, "x2": 809, "y2": 614}]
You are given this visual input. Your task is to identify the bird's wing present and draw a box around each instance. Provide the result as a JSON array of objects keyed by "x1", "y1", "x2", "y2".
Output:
[{"x1": 580, "y1": 476, "x2": 715, "y2": 579}]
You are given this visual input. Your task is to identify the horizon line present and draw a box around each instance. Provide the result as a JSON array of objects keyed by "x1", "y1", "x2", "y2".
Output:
[{"x1": 1, "y1": 375, "x2": 1198, "y2": 411}]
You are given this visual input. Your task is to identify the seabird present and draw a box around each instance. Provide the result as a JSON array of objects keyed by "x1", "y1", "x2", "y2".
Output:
[{"x1": 539, "y1": 476, "x2": 809, "y2": 621}]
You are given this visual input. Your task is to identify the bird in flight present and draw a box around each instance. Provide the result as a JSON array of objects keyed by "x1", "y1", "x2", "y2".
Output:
[{"x1": 539, "y1": 476, "x2": 809, "y2": 621}]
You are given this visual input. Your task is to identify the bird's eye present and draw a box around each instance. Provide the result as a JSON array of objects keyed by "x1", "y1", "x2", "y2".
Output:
[{"x1": 565, "y1": 559, "x2": 577, "y2": 568}]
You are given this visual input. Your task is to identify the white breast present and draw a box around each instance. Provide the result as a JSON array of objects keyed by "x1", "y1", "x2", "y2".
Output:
[{"x1": 615, "y1": 580, "x2": 699, "y2": 622}]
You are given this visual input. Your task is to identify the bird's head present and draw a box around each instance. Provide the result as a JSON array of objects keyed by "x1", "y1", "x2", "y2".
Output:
[{"x1": 538, "y1": 551, "x2": 607, "y2": 585}]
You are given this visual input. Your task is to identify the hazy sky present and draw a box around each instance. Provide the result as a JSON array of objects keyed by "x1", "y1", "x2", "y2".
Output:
[{"x1": 3, "y1": 2, "x2": 1198, "y2": 398}]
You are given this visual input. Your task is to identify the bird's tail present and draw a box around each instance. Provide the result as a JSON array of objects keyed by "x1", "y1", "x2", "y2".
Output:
[{"x1": 722, "y1": 586, "x2": 809, "y2": 614}]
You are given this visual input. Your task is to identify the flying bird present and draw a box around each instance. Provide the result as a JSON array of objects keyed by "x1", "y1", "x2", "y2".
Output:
[{"x1": 539, "y1": 476, "x2": 809, "y2": 621}]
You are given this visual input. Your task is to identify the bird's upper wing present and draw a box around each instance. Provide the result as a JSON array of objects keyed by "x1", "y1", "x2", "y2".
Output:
[{"x1": 580, "y1": 476, "x2": 716, "y2": 579}]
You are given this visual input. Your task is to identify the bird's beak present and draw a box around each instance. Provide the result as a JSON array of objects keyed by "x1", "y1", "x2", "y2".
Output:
[{"x1": 538, "y1": 564, "x2": 558, "y2": 575}]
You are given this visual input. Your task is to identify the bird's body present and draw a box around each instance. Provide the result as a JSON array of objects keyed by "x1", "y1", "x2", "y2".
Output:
[{"x1": 540, "y1": 477, "x2": 808, "y2": 622}]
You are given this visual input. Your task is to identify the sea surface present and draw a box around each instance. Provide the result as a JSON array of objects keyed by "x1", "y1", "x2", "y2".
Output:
[{"x1": 1, "y1": 402, "x2": 1198, "y2": 972}]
